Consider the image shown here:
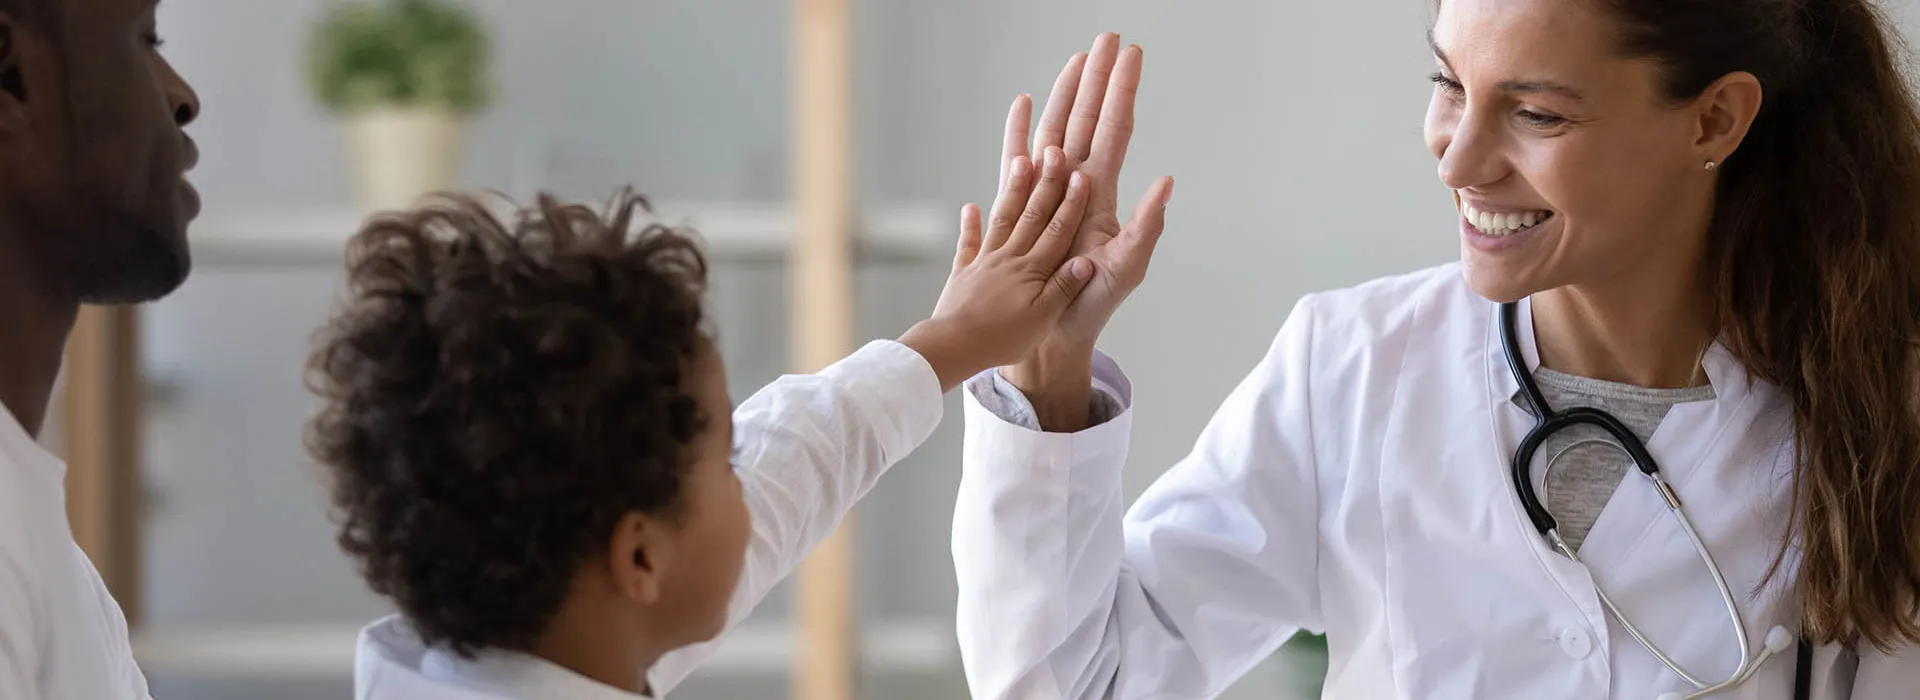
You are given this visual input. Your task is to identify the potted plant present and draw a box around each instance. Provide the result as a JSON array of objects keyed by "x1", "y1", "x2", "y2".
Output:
[
  {"x1": 1277, "y1": 631, "x2": 1328, "y2": 697},
  {"x1": 307, "y1": 0, "x2": 491, "y2": 213}
]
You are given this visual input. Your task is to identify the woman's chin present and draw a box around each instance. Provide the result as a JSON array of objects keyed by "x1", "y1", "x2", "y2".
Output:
[{"x1": 1458, "y1": 260, "x2": 1538, "y2": 305}]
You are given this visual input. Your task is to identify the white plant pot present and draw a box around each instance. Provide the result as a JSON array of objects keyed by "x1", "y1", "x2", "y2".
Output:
[{"x1": 343, "y1": 107, "x2": 469, "y2": 214}]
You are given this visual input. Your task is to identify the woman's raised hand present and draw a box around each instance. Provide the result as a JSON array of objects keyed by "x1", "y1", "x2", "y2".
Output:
[{"x1": 998, "y1": 32, "x2": 1174, "y2": 431}]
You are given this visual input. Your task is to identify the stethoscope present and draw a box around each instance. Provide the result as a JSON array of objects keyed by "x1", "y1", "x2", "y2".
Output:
[{"x1": 1499, "y1": 301, "x2": 1811, "y2": 700}]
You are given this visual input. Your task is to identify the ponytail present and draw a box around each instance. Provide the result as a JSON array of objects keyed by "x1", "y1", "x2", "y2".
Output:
[{"x1": 1606, "y1": 0, "x2": 1920, "y2": 649}]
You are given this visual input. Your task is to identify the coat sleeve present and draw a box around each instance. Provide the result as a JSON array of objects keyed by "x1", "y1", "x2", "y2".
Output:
[
  {"x1": 952, "y1": 295, "x2": 1327, "y2": 700},
  {"x1": 646, "y1": 340, "x2": 946, "y2": 694}
]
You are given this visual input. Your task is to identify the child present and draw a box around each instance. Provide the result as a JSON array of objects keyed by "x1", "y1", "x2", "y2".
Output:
[{"x1": 305, "y1": 148, "x2": 1122, "y2": 699}]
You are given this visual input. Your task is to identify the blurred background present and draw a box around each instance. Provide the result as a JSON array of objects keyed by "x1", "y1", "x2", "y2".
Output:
[{"x1": 51, "y1": 0, "x2": 1920, "y2": 699}]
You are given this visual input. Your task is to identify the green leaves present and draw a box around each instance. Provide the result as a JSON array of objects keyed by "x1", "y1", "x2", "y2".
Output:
[{"x1": 307, "y1": 0, "x2": 492, "y2": 113}]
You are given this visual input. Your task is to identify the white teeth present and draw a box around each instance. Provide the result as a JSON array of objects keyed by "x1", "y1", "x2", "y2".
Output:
[{"x1": 1462, "y1": 203, "x2": 1551, "y2": 236}]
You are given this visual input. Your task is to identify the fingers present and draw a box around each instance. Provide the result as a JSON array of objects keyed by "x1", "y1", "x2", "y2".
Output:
[
  {"x1": 1033, "y1": 52, "x2": 1087, "y2": 160},
  {"x1": 982, "y1": 155, "x2": 1034, "y2": 252},
  {"x1": 954, "y1": 203, "x2": 982, "y2": 270},
  {"x1": 1064, "y1": 33, "x2": 1122, "y2": 164},
  {"x1": 1022, "y1": 169, "x2": 1088, "y2": 263},
  {"x1": 1085, "y1": 45, "x2": 1143, "y2": 178},
  {"x1": 1118, "y1": 176, "x2": 1175, "y2": 274},
  {"x1": 1043, "y1": 257, "x2": 1096, "y2": 312},
  {"x1": 1004, "y1": 147, "x2": 1074, "y2": 255},
  {"x1": 999, "y1": 94, "x2": 1033, "y2": 192}
]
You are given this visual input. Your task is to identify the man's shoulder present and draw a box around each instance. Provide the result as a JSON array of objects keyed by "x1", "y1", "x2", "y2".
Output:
[
  {"x1": 0, "y1": 449, "x2": 64, "y2": 604},
  {"x1": 0, "y1": 464, "x2": 46, "y2": 653}
]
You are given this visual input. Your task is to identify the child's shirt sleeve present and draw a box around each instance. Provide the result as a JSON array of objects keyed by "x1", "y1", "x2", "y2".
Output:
[{"x1": 645, "y1": 338, "x2": 945, "y2": 694}]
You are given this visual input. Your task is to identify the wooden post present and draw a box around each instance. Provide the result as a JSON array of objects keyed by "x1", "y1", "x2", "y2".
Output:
[
  {"x1": 792, "y1": 0, "x2": 856, "y2": 698},
  {"x1": 62, "y1": 305, "x2": 145, "y2": 626}
]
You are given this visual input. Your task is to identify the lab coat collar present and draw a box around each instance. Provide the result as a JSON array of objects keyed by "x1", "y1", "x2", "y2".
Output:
[
  {"x1": 1482, "y1": 294, "x2": 1775, "y2": 505},
  {"x1": 420, "y1": 646, "x2": 653, "y2": 700},
  {"x1": 0, "y1": 399, "x2": 61, "y2": 479},
  {"x1": 1481, "y1": 294, "x2": 1785, "y2": 636},
  {"x1": 1485, "y1": 296, "x2": 1755, "y2": 410},
  {"x1": 356, "y1": 615, "x2": 653, "y2": 700}
]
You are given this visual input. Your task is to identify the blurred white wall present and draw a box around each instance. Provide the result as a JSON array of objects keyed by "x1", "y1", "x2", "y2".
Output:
[{"x1": 137, "y1": 0, "x2": 1920, "y2": 698}]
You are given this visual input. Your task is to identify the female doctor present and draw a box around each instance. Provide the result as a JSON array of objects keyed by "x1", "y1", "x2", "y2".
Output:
[{"x1": 953, "y1": 1, "x2": 1920, "y2": 698}]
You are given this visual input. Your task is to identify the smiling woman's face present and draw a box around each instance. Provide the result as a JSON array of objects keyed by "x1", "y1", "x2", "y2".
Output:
[{"x1": 1423, "y1": 0, "x2": 1718, "y2": 303}]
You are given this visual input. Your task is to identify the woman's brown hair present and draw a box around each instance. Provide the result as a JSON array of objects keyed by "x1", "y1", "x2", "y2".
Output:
[{"x1": 1600, "y1": 0, "x2": 1920, "y2": 648}]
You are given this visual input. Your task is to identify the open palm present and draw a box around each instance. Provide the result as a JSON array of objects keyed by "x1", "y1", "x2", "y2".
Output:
[{"x1": 997, "y1": 33, "x2": 1173, "y2": 357}]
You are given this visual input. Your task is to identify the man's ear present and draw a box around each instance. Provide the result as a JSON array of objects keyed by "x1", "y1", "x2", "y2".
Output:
[
  {"x1": 0, "y1": 17, "x2": 29, "y2": 131},
  {"x1": 609, "y1": 512, "x2": 672, "y2": 606}
]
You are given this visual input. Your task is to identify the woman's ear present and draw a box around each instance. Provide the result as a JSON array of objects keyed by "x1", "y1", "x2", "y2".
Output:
[
  {"x1": 1694, "y1": 71, "x2": 1763, "y2": 166},
  {"x1": 609, "y1": 512, "x2": 671, "y2": 606}
]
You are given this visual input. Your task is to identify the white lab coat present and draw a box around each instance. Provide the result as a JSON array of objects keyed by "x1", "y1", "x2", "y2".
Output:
[
  {"x1": 954, "y1": 263, "x2": 1920, "y2": 700},
  {"x1": 355, "y1": 340, "x2": 945, "y2": 700}
]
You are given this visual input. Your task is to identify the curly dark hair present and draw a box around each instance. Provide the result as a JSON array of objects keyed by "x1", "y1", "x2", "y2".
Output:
[{"x1": 305, "y1": 190, "x2": 713, "y2": 657}]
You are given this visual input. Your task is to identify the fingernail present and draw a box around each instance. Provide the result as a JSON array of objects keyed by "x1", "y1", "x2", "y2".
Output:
[
  {"x1": 1070, "y1": 171, "x2": 1084, "y2": 189},
  {"x1": 1046, "y1": 147, "x2": 1061, "y2": 170},
  {"x1": 1012, "y1": 157, "x2": 1029, "y2": 180},
  {"x1": 1164, "y1": 178, "x2": 1175, "y2": 204},
  {"x1": 1070, "y1": 258, "x2": 1092, "y2": 280}
]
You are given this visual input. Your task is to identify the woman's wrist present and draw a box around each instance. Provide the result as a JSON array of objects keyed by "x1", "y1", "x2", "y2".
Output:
[{"x1": 1000, "y1": 344, "x2": 1097, "y2": 432}]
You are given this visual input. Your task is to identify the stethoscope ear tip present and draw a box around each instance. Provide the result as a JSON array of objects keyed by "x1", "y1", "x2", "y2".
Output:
[{"x1": 1765, "y1": 625, "x2": 1795, "y2": 653}]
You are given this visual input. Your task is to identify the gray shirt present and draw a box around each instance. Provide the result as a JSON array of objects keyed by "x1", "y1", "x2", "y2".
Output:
[
  {"x1": 973, "y1": 365, "x2": 1712, "y2": 554},
  {"x1": 1518, "y1": 368, "x2": 1714, "y2": 552}
]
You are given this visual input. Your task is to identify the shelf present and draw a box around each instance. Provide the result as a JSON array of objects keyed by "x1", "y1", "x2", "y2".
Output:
[
  {"x1": 187, "y1": 202, "x2": 950, "y2": 266},
  {"x1": 131, "y1": 617, "x2": 955, "y2": 678}
]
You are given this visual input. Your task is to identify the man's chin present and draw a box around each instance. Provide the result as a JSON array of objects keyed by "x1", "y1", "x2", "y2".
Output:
[{"x1": 76, "y1": 228, "x2": 192, "y2": 304}]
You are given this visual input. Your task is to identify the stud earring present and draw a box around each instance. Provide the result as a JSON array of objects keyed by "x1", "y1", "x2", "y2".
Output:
[{"x1": 1704, "y1": 160, "x2": 1719, "y2": 171}]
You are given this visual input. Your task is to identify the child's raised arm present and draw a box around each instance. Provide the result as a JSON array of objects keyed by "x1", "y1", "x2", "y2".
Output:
[{"x1": 648, "y1": 140, "x2": 1100, "y2": 693}]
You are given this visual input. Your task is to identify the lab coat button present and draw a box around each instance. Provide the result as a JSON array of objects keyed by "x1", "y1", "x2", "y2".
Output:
[{"x1": 1559, "y1": 628, "x2": 1593, "y2": 659}]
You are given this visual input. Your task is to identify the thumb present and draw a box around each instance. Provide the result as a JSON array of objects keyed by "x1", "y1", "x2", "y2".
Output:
[
  {"x1": 1121, "y1": 177, "x2": 1174, "y2": 270},
  {"x1": 1044, "y1": 257, "x2": 1096, "y2": 309},
  {"x1": 953, "y1": 203, "x2": 984, "y2": 271}
]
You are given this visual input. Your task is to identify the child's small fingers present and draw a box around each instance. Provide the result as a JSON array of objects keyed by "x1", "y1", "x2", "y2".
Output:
[
  {"x1": 983, "y1": 155, "x2": 1033, "y2": 252},
  {"x1": 1027, "y1": 170, "x2": 1089, "y2": 264},
  {"x1": 954, "y1": 203, "x2": 983, "y2": 269},
  {"x1": 1004, "y1": 146, "x2": 1073, "y2": 255}
]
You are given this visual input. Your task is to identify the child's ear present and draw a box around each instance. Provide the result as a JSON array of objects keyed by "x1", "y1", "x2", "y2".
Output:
[{"x1": 610, "y1": 511, "x2": 670, "y2": 605}]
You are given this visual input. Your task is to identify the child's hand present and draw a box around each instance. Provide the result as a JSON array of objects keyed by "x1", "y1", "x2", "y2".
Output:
[
  {"x1": 998, "y1": 35, "x2": 1171, "y2": 432},
  {"x1": 899, "y1": 145, "x2": 1095, "y2": 392}
]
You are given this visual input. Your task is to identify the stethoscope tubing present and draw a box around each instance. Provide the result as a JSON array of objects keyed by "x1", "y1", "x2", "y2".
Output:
[{"x1": 1495, "y1": 301, "x2": 1804, "y2": 699}]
